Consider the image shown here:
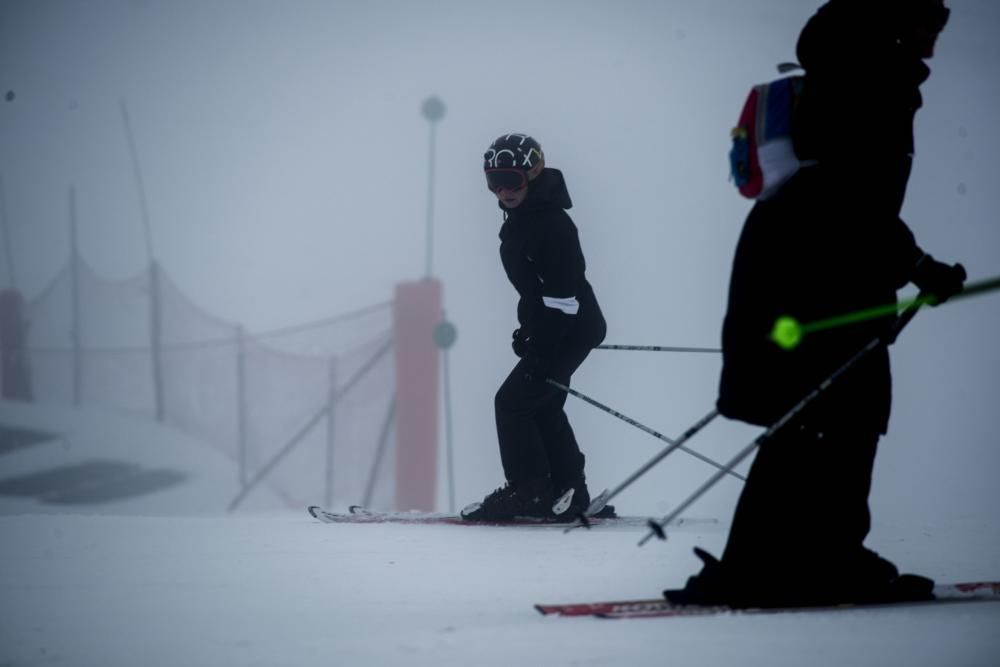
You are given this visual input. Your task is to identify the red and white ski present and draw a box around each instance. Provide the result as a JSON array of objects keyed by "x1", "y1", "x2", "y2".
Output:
[{"x1": 536, "y1": 581, "x2": 1000, "y2": 618}]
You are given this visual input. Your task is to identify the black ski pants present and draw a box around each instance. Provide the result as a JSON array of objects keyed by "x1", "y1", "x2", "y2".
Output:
[
  {"x1": 720, "y1": 421, "x2": 892, "y2": 606},
  {"x1": 494, "y1": 339, "x2": 593, "y2": 488}
]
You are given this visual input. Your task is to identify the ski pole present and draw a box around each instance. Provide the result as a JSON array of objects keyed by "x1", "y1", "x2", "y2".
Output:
[
  {"x1": 638, "y1": 297, "x2": 925, "y2": 547},
  {"x1": 546, "y1": 378, "x2": 741, "y2": 483},
  {"x1": 771, "y1": 274, "x2": 1000, "y2": 350},
  {"x1": 565, "y1": 407, "x2": 720, "y2": 532},
  {"x1": 597, "y1": 344, "x2": 721, "y2": 353}
]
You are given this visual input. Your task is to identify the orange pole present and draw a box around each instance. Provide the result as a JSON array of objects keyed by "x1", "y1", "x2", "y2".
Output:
[{"x1": 392, "y1": 278, "x2": 442, "y2": 510}]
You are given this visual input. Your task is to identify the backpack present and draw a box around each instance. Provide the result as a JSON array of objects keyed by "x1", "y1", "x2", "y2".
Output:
[{"x1": 729, "y1": 64, "x2": 812, "y2": 200}]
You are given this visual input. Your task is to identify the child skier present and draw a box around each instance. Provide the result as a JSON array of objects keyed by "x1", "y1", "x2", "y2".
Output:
[{"x1": 461, "y1": 133, "x2": 610, "y2": 522}]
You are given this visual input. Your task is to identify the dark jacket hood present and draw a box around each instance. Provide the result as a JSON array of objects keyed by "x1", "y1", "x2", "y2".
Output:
[{"x1": 796, "y1": 0, "x2": 930, "y2": 85}]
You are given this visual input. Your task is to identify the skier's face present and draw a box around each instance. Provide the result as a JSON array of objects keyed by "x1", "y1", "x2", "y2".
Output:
[{"x1": 493, "y1": 184, "x2": 529, "y2": 209}]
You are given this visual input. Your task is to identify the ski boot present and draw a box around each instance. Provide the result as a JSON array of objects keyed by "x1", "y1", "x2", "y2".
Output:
[{"x1": 460, "y1": 478, "x2": 555, "y2": 522}]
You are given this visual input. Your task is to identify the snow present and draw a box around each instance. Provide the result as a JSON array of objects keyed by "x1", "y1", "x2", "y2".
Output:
[{"x1": 2, "y1": 402, "x2": 999, "y2": 667}]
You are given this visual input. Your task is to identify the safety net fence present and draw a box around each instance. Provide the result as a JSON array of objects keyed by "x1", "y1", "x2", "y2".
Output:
[{"x1": 19, "y1": 258, "x2": 397, "y2": 511}]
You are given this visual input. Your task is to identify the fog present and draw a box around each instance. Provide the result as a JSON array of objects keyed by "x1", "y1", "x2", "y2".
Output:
[{"x1": 2, "y1": 0, "x2": 998, "y2": 523}]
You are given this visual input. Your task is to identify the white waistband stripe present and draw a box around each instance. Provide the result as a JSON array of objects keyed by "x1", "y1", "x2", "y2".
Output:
[{"x1": 542, "y1": 296, "x2": 580, "y2": 315}]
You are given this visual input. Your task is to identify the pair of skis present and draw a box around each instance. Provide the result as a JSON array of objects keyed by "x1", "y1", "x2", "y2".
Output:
[{"x1": 306, "y1": 505, "x2": 658, "y2": 528}]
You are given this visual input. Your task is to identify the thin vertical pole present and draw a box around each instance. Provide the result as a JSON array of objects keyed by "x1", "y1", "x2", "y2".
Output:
[
  {"x1": 420, "y1": 96, "x2": 444, "y2": 278},
  {"x1": 424, "y1": 120, "x2": 436, "y2": 278},
  {"x1": 149, "y1": 260, "x2": 164, "y2": 422},
  {"x1": 119, "y1": 99, "x2": 154, "y2": 265},
  {"x1": 442, "y1": 346, "x2": 455, "y2": 513},
  {"x1": 324, "y1": 358, "x2": 337, "y2": 508},
  {"x1": 237, "y1": 326, "x2": 248, "y2": 487},
  {"x1": 121, "y1": 99, "x2": 163, "y2": 422},
  {"x1": 69, "y1": 188, "x2": 82, "y2": 407},
  {"x1": 0, "y1": 176, "x2": 15, "y2": 289},
  {"x1": 362, "y1": 397, "x2": 397, "y2": 509}
]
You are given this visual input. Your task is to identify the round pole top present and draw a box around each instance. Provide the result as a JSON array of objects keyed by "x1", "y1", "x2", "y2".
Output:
[{"x1": 421, "y1": 96, "x2": 445, "y2": 122}]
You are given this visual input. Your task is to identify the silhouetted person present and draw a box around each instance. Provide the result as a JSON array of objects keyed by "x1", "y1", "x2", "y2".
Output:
[{"x1": 667, "y1": 0, "x2": 966, "y2": 607}]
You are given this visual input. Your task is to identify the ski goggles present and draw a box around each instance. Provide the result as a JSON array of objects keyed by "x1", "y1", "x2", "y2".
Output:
[{"x1": 485, "y1": 168, "x2": 528, "y2": 193}]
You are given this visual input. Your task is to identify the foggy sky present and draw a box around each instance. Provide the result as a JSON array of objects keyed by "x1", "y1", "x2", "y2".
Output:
[{"x1": 1, "y1": 0, "x2": 998, "y2": 522}]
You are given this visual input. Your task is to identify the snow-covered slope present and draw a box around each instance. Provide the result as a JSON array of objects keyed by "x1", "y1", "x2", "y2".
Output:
[
  {"x1": 2, "y1": 403, "x2": 998, "y2": 667},
  {"x1": 2, "y1": 512, "x2": 998, "y2": 666}
]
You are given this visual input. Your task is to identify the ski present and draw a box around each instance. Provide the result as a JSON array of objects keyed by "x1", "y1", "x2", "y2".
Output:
[
  {"x1": 306, "y1": 505, "x2": 674, "y2": 528},
  {"x1": 535, "y1": 581, "x2": 1000, "y2": 618}
]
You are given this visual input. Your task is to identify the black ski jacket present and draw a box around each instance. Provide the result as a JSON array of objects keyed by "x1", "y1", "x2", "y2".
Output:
[
  {"x1": 717, "y1": 0, "x2": 928, "y2": 433},
  {"x1": 498, "y1": 168, "x2": 606, "y2": 360}
]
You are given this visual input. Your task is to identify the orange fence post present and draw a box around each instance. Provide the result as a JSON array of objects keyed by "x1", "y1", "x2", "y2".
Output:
[{"x1": 392, "y1": 279, "x2": 442, "y2": 511}]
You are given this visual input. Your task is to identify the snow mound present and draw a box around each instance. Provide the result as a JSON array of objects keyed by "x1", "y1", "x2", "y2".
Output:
[{"x1": 0, "y1": 401, "x2": 283, "y2": 516}]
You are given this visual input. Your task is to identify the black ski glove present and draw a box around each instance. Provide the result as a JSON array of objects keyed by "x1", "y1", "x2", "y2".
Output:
[
  {"x1": 511, "y1": 328, "x2": 530, "y2": 358},
  {"x1": 912, "y1": 254, "x2": 966, "y2": 305}
]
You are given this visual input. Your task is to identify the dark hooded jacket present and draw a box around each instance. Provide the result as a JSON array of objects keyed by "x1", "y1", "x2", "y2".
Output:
[
  {"x1": 717, "y1": 0, "x2": 928, "y2": 432},
  {"x1": 498, "y1": 168, "x2": 606, "y2": 359}
]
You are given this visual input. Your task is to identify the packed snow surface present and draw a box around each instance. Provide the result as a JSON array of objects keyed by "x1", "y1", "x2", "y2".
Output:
[{"x1": 1, "y1": 403, "x2": 998, "y2": 667}]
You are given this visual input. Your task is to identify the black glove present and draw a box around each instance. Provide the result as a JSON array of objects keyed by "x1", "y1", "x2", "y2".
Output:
[
  {"x1": 511, "y1": 328, "x2": 531, "y2": 358},
  {"x1": 912, "y1": 254, "x2": 966, "y2": 305}
]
